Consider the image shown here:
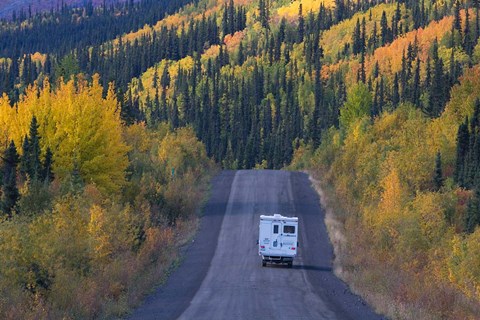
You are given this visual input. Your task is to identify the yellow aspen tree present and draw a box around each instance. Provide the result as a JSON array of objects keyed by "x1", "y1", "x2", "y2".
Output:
[
  {"x1": 88, "y1": 205, "x2": 111, "y2": 263},
  {"x1": 0, "y1": 75, "x2": 129, "y2": 194}
]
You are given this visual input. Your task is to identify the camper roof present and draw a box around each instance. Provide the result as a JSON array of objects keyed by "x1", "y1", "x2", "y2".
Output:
[{"x1": 260, "y1": 214, "x2": 298, "y2": 222}]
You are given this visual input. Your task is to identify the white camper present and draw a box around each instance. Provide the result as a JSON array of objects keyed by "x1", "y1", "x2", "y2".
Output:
[{"x1": 258, "y1": 214, "x2": 298, "y2": 267}]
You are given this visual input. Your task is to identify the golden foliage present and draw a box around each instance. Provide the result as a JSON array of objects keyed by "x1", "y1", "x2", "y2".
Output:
[
  {"x1": 30, "y1": 52, "x2": 46, "y2": 65},
  {"x1": 202, "y1": 44, "x2": 221, "y2": 61},
  {"x1": 313, "y1": 65, "x2": 480, "y2": 315},
  {"x1": 277, "y1": 0, "x2": 334, "y2": 21},
  {"x1": 0, "y1": 75, "x2": 129, "y2": 194},
  {"x1": 158, "y1": 127, "x2": 210, "y2": 177},
  {"x1": 224, "y1": 31, "x2": 245, "y2": 52},
  {"x1": 0, "y1": 119, "x2": 213, "y2": 318},
  {"x1": 321, "y1": 4, "x2": 401, "y2": 63},
  {"x1": 365, "y1": 15, "x2": 453, "y2": 80}
]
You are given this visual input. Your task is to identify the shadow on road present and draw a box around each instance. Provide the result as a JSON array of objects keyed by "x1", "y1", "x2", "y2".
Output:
[
  {"x1": 293, "y1": 265, "x2": 332, "y2": 272},
  {"x1": 264, "y1": 264, "x2": 332, "y2": 272}
]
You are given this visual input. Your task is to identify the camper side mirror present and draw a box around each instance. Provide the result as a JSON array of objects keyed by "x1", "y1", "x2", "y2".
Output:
[{"x1": 297, "y1": 242, "x2": 300, "y2": 248}]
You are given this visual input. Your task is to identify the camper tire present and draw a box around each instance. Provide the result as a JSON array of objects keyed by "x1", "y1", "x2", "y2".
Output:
[
  {"x1": 287, "y1": 262, "x2": 293, "y2": 268},
  {"x1": 262, "y1": 261, "x2": 266, "y2": 267}
]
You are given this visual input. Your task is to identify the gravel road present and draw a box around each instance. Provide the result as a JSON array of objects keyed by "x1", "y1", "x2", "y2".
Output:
[{"x1": 130, "y1": 170, "x2": 383, "y2": 320}]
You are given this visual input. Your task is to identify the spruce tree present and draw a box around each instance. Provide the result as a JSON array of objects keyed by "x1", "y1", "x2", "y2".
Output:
[
  {"x1": 359, "y1": 51, "x2": 366, "y2": 83},
  {"x1": 28, "y1": 116, "x2": 41, "y2": 179},
  {"x1": 361, "y1": 17, "x2": 367, "y2": 53},
  {"x1": 161, "y1": 65, "x2": 170, "y2": 89},
  {"x1": 1, "y1": 141, "x2": 20, "y2": 217},
  {"x1": 425, "y1": 56, "x2": 432, "y2": 89},
  {"x1": 465, "y1": 187, "x2": 480, "y2": 234},
  {"x1": 352, "y1": 18, "x2": 362, "y2": 55},
  {"x1": 42, "y1": 147, "x2": 54, "y2": 183},
  {"x1": 20, "y1": 116, "x2": 42, "y2": 180},
  {"x1": 20, "y1": 136, "x2": 30, "y2": 177},
  {"x1": 378, "y1": 77, "x2": 385, "y2": 113},
  {"x1": 228, "y1": 0, "x2": 235, "y2": 36},
  {"x1": 428, "y1": 39, "x2": 446, "y2": 117},
  {"x1": 371, "y1": 21, "x2": 378, "y2": 50},
  {"x1": 476, "y1": 6, "x2": 480, "y2": 41},
  {"x1": 433, "y1": 151, "x2": 444, "y2": 191},
  {"x1": 455, "y1": 119, "x2": 470, "y2": 186},
  {"x1": 222, "y1": 3, "x2": 229, "y2": 36},
  {"x1": 453, "y1": 0, "x2": 462, "y2": 35},
  {"x1": 412, "y1": 58, "x2": 421, "y2": 106},
  {"x1": 297, "y1": 3, "x2": 304, "y2": 43},
  {"x1": 464, "y1": 4, "x2": 473, "y2": 56},
  {"x1": 237, "y1": 41, "x2": 244, "y2": 65},
  {"x1": 380, "y1": 11, "x2": 389, "y2": 45},
  {"x1": 392, "y1": 73, "x2": 400, "y2": 107},
  {"x1": 309, "y1": 71, "x2": 322, "y2": 148},
  {"x1": 334, "y1": 0, "x2": 344, "y2": 23}
]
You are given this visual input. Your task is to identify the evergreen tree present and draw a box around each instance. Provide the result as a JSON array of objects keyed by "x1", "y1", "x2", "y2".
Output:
[
  {"x1": 297, "y1": 3, "x2": 304, "y2": 43},
  {"x1": 392, "y1": 72, "x2": 400, "y2": 107},
  {"x1": 258, "y1": 0, "x2": 269, "y2": 29},
  {"x1": 161, "y1": 65, "x2": 170, "y2": 89},
  {"x1": 370, "y1": 21, "x2": 378, "y2": 50},
  {"x1": 66, "y1": 161, "x2": 84, "y2": 195},
  {"x1": 228, "y1": 0, "x2": 235, "y2": 35},
  {"x1": 237, "y1": 41, "x2": 245, "y2": 65},
  {"x1": 42, "y1": 147, "x2": 54, "y2": 183},
  {"x1": 1, "y1": 141, "x2": 20, "y2": 217},
  {"x1": 412, "y1": 58, "x2": 421, "y2": 106},
  {"x1": 309, "y1": 68, "x2": 323, "y2": 148},
  {"x1": 455, "y1": 119, "x2": 470, "y2": 186},
  {"x1": 425, "y1": 56, "x2": 432, "y2": 89},
  {"x1": 358, "y1": 51, "x2": 366, "y2": 83},
  {"x1": 372, "y1": 81, "x2": 380, "y2": 118},
  {"x1": 427, "y1": 39, "x2": 446, "y2": 117},
  {"x1": 352, "y1": 18, "x2": 362, "y2": 55},
  {"x1": 465, "y1": 187, "x2": 480, "y2": 234},
  {"x1": 222, "y1": 3, "x2": 229, "y2": 36},
  {"x1": 20, "y1": 136, "x2": 30, "y2": 177},
  {"x1": 433, "y1": 151, "x2": 444, "y2": 191},
  {"x1": 378, "y1": 77, "x2": 385, "y2": 113},
  {"x1": 20, "y1": 116, "x2": 42, "y2": 180},
  {"x1": 28, "y1": 116, "x2": 41, "y2": 178},
  {"x1": 361, "y1": 17, "x2": 367, "y2": 53},
  {"x1": 334, "y1": 0, "x2": 344, "y2": 22},
  {"x1": 380, "y1": 11, "x2": 389, "y2": 45},
  {"x1": 453, "y1": 0, "x2": 462, "y2": 35},
  {"x1": 464, "y1": 4, "x2": 474, "y2": 56},
  {"x1": 476, "y1": 6, "x2": 480, "y2": 41}
]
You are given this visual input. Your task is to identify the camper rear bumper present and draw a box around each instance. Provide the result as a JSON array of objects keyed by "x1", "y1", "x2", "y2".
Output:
[{"x1": 261, "y1": 255, "x2": 294, "y2": 263}]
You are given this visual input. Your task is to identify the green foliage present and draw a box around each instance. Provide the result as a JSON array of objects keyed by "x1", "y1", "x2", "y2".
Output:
[
  {"x1": 17, "y1": 179, "x2": 52, "y2": 216},
  {"x1": 339, "y1": 82, "x2": 372, "y2": 130},
  {"x1": 54, "y1": 54, "x2": 80, "y2": 81},
  {"x1": 2, "y1": 0, "x2": 480, "y2": 317}
]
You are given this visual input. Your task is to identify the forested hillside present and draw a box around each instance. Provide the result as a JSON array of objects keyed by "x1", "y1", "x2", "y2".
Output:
[
  {"x1": 0, "y1": 0, "x2": 133, "y2": 18},
  {"x1": 1, "y1": 0, "x2": 480, "y2": 318}
]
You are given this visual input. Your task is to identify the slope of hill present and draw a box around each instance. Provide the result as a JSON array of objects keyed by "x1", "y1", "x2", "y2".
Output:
[
  {"x1": 0, "y1": 0, "x2": 131, "y2": 18},
  {"x1": 1, "y1": 0, "x2": 480, "y2": 319}
]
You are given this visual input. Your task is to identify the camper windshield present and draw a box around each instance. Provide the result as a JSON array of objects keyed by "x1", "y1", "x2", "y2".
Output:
[{"x1": 284, "y1": 225, "x2": 295, "y2": 234}]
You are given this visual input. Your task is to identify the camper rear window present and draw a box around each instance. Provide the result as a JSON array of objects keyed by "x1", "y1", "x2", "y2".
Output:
[
  {"x1": 273, "y1": 225, "x2": 279, "y2": 234},
  {"x1": 284, "y1": 226, "x2": 295, "y2": 234}
]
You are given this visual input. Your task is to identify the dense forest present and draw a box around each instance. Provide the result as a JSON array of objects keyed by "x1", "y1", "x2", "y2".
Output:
[{"x1": 1, "y1": 0, "x2": 480, "y2": 318}]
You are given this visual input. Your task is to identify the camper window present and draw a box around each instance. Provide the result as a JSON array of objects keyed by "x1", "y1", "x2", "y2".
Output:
[
  {"x1": 284, "y1": 225, "x2": 295, "y2": 234},
  {"x1": 273, "y1": 225, "x2": 279, "y2": 234}
]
